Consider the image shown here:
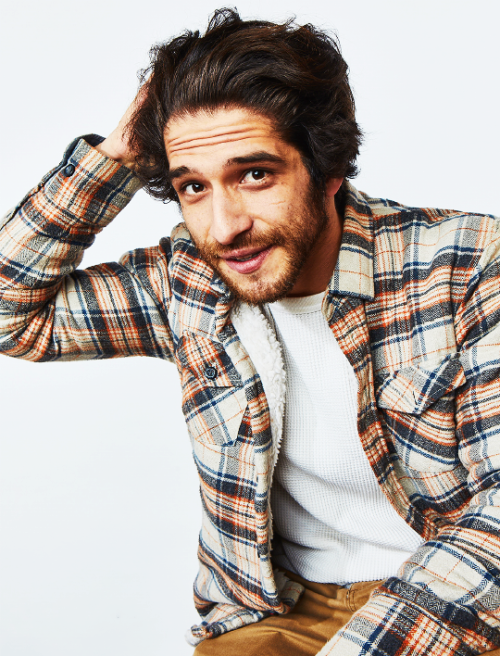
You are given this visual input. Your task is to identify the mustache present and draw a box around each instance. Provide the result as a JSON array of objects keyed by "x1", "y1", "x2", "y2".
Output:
[{"x1": 201, "y1": 228, "x2": 288, "y2": 258}]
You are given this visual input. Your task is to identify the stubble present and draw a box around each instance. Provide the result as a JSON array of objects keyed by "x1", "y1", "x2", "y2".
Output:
[{"x1": 192, "y1": 184, "x2": 329, "y2": 304}]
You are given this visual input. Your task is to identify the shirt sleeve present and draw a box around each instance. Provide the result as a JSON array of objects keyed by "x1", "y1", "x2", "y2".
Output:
[
  {"x1": 0, "y1": 137, "x2": 174, "y2": 362},
  {"x1": 317, "y1": 224, "x2": 500, "y2": 655}
]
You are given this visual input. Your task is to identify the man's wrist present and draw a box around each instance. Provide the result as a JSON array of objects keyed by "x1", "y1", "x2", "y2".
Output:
[
  {"x1": 93, "y1": 120, "x2": 139, "y2": 171},
  {"x1": 93, "y1": 137, "x2": 135, "y2": 170}
]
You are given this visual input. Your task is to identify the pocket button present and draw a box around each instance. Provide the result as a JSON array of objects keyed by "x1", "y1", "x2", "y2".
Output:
[{"x1": 205, "y1": 366, "x2": 217, "y2": 380}]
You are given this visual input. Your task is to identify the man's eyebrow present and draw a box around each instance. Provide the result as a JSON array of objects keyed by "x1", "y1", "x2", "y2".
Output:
[
  {"x1": 168, "y1": 152, "x2": 286, "y2": 182},
  {"x1": 225, "y1": 151, "x2": 286, "y2": 167},
  {"x1": 168, "y1": 165, "x2": 191, "y2": 181}
]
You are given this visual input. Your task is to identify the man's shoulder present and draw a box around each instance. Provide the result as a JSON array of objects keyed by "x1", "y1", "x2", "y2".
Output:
[
  {"x1": 347, "y1": 184, "x2": 500, "y2": 268},
  {"x1": 118, "y1": 221, "x2": 217, "y2": 296},
  {"x1": 353, "y1": 184, "x2": 499, "y2": 234},
  {"x1": 164, "y1": 221, "x2": 225, "y2": 293},
  {"x1": 166, "y1": 222, "x2": 214, "y2": 272}
]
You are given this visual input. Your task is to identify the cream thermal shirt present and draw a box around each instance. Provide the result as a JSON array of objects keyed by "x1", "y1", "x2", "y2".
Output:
[{"x1": 268, "y1": 292, "x2": 423, "y2": 584}]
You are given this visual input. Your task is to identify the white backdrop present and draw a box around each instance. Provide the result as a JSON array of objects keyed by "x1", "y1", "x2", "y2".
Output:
[{"x1": 0, "y1": 1, "x2": 499, "y2": 655}]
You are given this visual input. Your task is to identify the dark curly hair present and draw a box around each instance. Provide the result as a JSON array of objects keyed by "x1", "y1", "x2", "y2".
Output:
[{"x1": 128, "y1": 8, "x2": 362, "y2": 202}]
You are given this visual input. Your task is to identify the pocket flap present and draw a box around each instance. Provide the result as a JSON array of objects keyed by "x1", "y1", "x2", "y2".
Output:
[
  {"x1": 376, "y1": 353, "x2": 466, "y2": 415},
  {"x1": 177, "y1": 334, "x2": 242, "y2": 388},
  {"x1": 184, "y1": 386, "x2": 248, "y2": 446},
  {"x1": 177, "y1": 334, "x2": 247, "y2": 446}
]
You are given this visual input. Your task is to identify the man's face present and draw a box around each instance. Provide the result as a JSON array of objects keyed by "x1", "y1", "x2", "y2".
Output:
[{"x1": 164, "y1": 107, "x2": 342, "y2": 303}]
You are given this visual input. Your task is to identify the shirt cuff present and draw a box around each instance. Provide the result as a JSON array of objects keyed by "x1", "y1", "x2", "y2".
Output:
[{"x1": 39, "y1": 136, "x2": 144, "y2": 230}]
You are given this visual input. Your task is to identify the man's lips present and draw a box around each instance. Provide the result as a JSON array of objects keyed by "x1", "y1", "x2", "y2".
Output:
[{"x1": 221, "y1": 246, "x2": 273, "y2": 274}]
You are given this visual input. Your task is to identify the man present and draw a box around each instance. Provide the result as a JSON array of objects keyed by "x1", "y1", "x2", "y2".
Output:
[{"x1": 1, "y1": 8, "x2": 500, "y2": 656}]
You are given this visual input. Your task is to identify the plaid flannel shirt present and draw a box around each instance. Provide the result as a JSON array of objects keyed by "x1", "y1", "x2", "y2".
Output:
[{"x1": 1, "y1": 137, "x2": 500, "y2": 656}]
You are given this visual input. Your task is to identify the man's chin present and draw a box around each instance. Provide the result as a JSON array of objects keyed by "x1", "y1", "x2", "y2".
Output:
[{"x1": 216, "y1": 268, "x2": 297, "y2": 305}]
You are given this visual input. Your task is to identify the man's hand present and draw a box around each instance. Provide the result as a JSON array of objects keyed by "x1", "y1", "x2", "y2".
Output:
[{"x1": 95, "y1": 87, "x2": 146, "y2": 170}]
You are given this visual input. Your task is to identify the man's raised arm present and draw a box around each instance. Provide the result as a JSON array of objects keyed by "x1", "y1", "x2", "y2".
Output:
[{"x1": 0, "y1": 102, "x2": 174, "y2": 363}]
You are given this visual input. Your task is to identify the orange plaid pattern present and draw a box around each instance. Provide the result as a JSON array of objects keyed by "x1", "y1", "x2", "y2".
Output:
[{"x1": 1, "y1": 138, "x2": 500, "y2": 654}]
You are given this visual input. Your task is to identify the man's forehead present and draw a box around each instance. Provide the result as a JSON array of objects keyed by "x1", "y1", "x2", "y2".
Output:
[{"x1": 164, "y1": 107, "x2": 281, "y2": 161}]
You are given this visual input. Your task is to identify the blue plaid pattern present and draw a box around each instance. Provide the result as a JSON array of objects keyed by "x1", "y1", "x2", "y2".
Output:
[{"x1": 1, "y1": 138, "x2": 500, "y2": 655}]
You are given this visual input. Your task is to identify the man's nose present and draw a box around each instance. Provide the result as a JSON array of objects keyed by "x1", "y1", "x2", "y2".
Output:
[{"x1": 209, "y1": 189, "x2": 253, "y2": 245}]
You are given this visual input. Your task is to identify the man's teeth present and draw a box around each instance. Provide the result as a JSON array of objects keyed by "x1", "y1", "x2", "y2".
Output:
[{"x1": 234, "y1": 253, "x2": 258, "y2": 262}]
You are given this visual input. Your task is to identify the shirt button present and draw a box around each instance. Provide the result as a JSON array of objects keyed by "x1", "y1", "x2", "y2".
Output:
[
  {"x1": 205, "y1": 366, "x2": 217, "y2": 380},
  {"x1": 63, "y1": 164, "x2": 75, "y2": 177}
]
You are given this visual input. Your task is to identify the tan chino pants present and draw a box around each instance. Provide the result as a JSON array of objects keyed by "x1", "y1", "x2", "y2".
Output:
[
  {"x1": 194, "y1": 570, "x2": 500, "y2": 656},
  {"x1": 194, "y1": 572, "x2": 380, "y2": 656}
]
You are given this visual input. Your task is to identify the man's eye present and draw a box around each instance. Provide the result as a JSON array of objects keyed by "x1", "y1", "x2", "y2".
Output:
[
  {"x1": 183, "y1": 182, "x2": 205, "y2": 195},
  {"x1": 242, "y1": 169, "x2": 267, "y2": 182}
]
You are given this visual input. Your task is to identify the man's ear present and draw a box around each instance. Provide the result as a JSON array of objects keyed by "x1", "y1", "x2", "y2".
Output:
[{"x1": 325, "y1": 178, "x2": 343, "y2": 198}]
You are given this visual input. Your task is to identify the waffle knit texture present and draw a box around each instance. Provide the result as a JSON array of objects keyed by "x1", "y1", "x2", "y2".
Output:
[{"x1": 268, "y1": 293, "x2": 423, "y2": 584}]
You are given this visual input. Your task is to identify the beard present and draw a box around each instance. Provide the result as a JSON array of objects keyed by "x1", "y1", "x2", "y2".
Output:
[{"x1": 192, "y1": 183, "x2": 330, "y2": 304}]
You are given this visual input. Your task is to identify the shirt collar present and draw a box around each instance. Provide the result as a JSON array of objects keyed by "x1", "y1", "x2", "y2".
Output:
[{"x1": 327, "y1": 182, "x2": 375, "y2": 301}]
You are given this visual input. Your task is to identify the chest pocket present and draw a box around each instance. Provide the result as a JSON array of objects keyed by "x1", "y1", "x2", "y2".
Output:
[
  {"x1": 176, "y1": 334, "x2": 247, "y2": 447},
  {"x1": 376, "y1": 353, "x2": 467, "y2": 472}
]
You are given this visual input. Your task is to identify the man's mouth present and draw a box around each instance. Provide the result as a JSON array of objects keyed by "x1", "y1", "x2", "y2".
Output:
[{"x1": 221, "y1": 246, "x2": 273, "y2": 274}]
